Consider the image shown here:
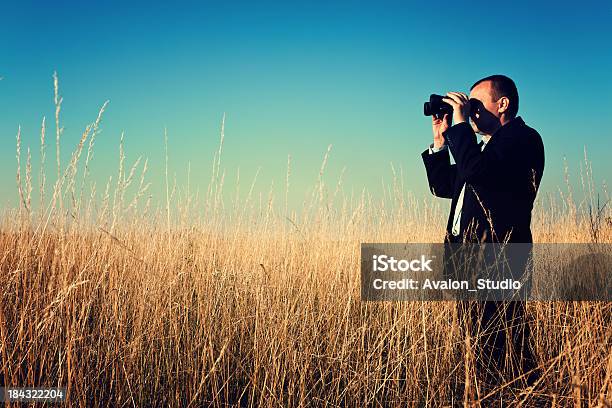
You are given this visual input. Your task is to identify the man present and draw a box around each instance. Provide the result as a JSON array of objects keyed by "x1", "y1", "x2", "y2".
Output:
[
  {"x1": 422, "y1": 75, "x2": 544, "y2": 244},
  {"x1": 421, "y1": 75, "x2": 545, "y2": 388}
]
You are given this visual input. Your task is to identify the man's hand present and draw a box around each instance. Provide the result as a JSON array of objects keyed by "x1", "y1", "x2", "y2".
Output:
[
  {"x1": 432, "y1": 114, "x2": 450, "y2": 149},
  {"x1": 444, "y1": 92, "x2": 471, "y2": 125}
]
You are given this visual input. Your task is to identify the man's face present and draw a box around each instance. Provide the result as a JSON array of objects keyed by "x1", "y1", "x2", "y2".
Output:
[{"x1": 468, "y1": 80, "x2": 501, "y2": 136}]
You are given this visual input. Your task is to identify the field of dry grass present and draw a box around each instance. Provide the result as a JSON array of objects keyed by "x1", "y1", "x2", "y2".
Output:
[{"x1": 1, "y1": 76, "x2": 611, "y2": 406}]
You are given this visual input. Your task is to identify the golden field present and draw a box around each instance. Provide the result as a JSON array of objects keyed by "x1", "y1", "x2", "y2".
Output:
[{"x1": 1, "y1": 77, "x2": 610, "y2": 406}]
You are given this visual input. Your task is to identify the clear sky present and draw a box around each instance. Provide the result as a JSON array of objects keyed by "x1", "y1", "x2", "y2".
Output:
[{"x1": 1, "y1": 0, "x2": 611, "y2": 211}]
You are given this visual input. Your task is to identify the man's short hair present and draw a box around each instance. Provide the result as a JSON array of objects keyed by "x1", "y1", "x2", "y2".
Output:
[{"x1": 471, "y1": 75, "x2": 519, "y2": 118}]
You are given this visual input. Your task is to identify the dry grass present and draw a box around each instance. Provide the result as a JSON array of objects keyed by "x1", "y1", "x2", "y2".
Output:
[{"x1": 1, "y1": 75, "x2": 611, "y2": 407}]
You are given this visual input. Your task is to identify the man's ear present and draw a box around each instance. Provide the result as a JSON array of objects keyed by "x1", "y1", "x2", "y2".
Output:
[{"x1": 497, "y1": 96, "x2": 510, "y2": 114}]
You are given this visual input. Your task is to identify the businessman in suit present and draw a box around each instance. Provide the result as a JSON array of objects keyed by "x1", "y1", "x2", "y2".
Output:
[
  {"x1": 421, "y1": 75, "x2": 545, "y2": 388},
  {"x1": 422, "y1": 75, "x2": 544, "y2": 244}
]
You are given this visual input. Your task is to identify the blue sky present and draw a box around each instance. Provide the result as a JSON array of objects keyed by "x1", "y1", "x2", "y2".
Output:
[{"x1": 1, "y1": 0, "x2": 611, "y2": 211}]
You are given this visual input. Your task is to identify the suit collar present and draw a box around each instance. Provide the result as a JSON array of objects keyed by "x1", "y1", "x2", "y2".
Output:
[{"x1": 492, "y1": 116, "x2": 524, "y2": 137}]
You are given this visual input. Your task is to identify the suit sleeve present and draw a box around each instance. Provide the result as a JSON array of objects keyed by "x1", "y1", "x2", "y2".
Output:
[
  {"x1": 421, "y1": 146, "x2": 457, "y2": 199},
  {"x1": 444, "y1": 122, "x2": 515, "y2": 184}
]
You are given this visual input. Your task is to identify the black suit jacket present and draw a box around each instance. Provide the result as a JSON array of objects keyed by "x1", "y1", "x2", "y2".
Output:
[{"x1": 421, "y1": 117, "x2": 544, "y2": 243}]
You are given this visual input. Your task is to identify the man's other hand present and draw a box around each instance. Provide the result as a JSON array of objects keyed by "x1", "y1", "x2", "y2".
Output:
[
  {"x1": 444, "y1": 92, "x2": 470, "y2": 125},
  {"x1": 432, "y1": 114, "x2": 450, "y2": 149}
]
